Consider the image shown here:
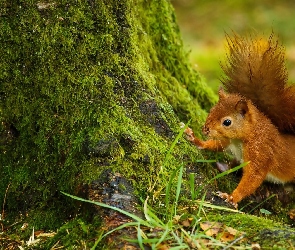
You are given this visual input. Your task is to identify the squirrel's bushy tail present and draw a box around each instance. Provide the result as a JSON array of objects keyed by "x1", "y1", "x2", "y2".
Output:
[{"x1": 221, "y1": 33, "x2": 295, "y2": 133}]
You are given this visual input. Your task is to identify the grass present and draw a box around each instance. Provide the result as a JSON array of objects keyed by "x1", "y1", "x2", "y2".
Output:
[
  {"x1": 62, "y1": 169, "x2": 246, "y2": 249},
  {"x1": 61, "y1": 125, "x2": 251, "y2": 249},
  {"x1": 57, "y1": 2, "x2": 295, "y2": 247},
  {"x1": 6, "y1": 123, "x2": 291, "y2": 249},
  {"x1": 3, "y1": 124, "x2": 293, "y2": 249}
]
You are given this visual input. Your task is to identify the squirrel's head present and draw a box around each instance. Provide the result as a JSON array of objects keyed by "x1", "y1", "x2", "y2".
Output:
[{"x1": 203, "y1": 88, "x2": 253, "y2": 140}]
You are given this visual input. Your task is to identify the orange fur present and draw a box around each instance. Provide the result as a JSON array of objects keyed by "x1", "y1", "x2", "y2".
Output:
[
  {"x1": 221, "y1": 33, "x2": 295, "y2": 133},
  {"x1": 185, "y1": 88, "x2": 295, "y2": 208},
  {"x1": 185, "y1": 34, "x2": 295, "y2": 208}
]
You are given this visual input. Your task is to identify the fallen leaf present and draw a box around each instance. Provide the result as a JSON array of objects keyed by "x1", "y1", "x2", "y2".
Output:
[
  {"x1": 200, "y1": 221, "x2": 223, "y2": 237},
  {"x1": 200, "y1": 221, "x2": 245, "y2": 242},
  {"x1": 157, "y1": 242, "x2": 170, "y2": 250},
  {"x1": 225, "y1": 226, "x2": 239, "y2": 236},
  {"x1": 34, "y1": 230, "x2": 44, "y2": 237},
  {"x1": 186, "y1": 237, "x2": 210, "y2": 249},
  {"x1": 122, "y1": 244, "x2": 139, "y2": 250},
  {"x1": 220, "y1": 231, "x2": 235, "y2": 242},
  {"x1": 181, "y1": 219, "x2": 191, "y2": 227},
  {"x1": 173, "y1": 215, "x2": 181, "y2": 223},
  {"x1": 288, "y1": 209, "x2": 295, "y2": 220}
]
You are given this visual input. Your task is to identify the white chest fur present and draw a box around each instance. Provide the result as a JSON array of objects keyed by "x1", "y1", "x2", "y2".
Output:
[
  {"x1": 265, "y1": 173, "x2": 286, "y2": 184},
  {"x1": 225, "y1": 139, "x2": 243, "y2": 162}
]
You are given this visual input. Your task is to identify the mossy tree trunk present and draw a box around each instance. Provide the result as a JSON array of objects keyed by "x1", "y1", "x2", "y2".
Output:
[
  {"x1": 2, "y1": 2, "x2": 295, "y2": 249},
  {"x1": 0, "y1": 0, "x2": 215, "y2": 230}
]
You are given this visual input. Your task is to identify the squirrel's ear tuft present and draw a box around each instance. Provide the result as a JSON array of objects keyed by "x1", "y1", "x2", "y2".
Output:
[
  {"x1": 235, "y1": 99, "x2": 248, "y2": 116},
  {"x1": 218, "y1": 87, "x2": 227, "y2": 99}
]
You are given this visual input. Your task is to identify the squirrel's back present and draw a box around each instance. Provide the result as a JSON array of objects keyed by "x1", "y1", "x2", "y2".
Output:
[{"x1": 221, "y1": 33, "x2": 295, "y2": 134}]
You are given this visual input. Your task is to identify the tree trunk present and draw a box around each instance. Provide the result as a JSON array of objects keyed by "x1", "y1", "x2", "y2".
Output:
[
  {"x1": 0, "y1": 0, "x2": 214, "y2": 229},
  {"x1": 2, "y1": 1, "x2": 295, "y2": 249}
]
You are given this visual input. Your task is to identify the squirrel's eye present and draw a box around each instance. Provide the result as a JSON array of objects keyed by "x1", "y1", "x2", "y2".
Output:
[{"x1": 222, "y1": 119, "x2": 232, "y2": 127}]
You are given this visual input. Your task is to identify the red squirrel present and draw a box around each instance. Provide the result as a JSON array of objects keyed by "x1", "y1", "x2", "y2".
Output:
[{"x1": 185, "y1": 34, "x2": 295, "y2": 208}]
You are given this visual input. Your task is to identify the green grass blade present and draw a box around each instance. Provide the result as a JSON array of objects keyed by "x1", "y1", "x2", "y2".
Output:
[
  {"x1": 164, "y1": 121, "x2": 190, "y2": 165},
  {"x1": 126, "y1": 237, "x2": 174, "y2": 244},
  {"x1": 155, "y1": 225, "x2": 170, "y2": 248},
  {"x1": 90, "y1": 231, "x2": 104, "y2": 250},
  {"x1": 248, "y1": 194, "x2": 276, "y2": 213},
  {"x1": 210, "y1": 161, "x2": 248, "y2": 181},
  {"x1": 175, "y1": 165, "x2": 183, "y2": 204},
  {"x1": 144, "y1": 197, "x2": 164, "y2": 227},
  {"x1": 194, "y1": 162, "x2": 248, "y2": 198},
  {"x1": 137, "y1": 222, "x2": 144, "y2": 250},
  {"x1": 194, "y1": 200, "x2": 243, "y2": 213},
  {"x1": 102, "y1": 221, "x2": 139, "y2": 238},
  {"x1": 165, "y1": 165, "x2": 183, "y2": 216},
  {"x1": 169, "y1": 247, "x2": 189, "y2": 250},
  {"x1": 61, "y1": 192, "x2": 150, "y2": 227},
  {"x1": 170, "y1": 231, "x2": 186, "y2": 248},
  {"x1": 197, "y1": 191, "x2": 207, "y2": 218}
]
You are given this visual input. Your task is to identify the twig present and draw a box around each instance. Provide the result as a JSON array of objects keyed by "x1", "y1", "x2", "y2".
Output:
[
  {"x1": 2, "y1": 182, "x2": 11, "y2": 221},
  {"x1": 51, "y1": 240, "x2": 63, "y2": 249},
  {"x1": 222, "y1": 234, "x2": 246, "y2": 250}
]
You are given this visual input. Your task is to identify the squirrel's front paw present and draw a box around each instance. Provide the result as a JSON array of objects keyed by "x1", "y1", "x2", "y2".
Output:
[
  {"x1": 184, "y1": 127, "x2": 196, "y2": 142},
  {"x1": 183, "y1": 127, "x2": 203, "y2": 148},
  {"x1": 180, "y1": 123, "x2": 194, "y2": 140},
  {"x1": 184, "y1": 127, "x2": 194, "y2": 138},
  {"x1": 216, "y1": 191, "x2": 238, "y2": 209}
]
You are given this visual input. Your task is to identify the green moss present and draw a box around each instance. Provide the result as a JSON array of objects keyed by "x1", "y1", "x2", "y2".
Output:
[
  {"x1": 130, "y1": 0, "x2": 217, "y2": 131},
  {"x1": 1, "y1": 5, "x2": 294, "y2": 248},
  {"x1": 207, "y1": 212, "x2": 295, "y2": 248},
  {"x1": 0, "y1": 0, "x2": 213, "y2": 233},
  {"x1": 40, "y1": 216, "x2": 102, "y2": 249},
  {"x1": 208, "y1": 212, "x2": 284, "y2": 232}
]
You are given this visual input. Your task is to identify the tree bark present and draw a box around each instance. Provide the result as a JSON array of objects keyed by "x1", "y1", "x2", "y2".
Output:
[
  {"x1": 2, "y1": 1, "x2": 295, "y2": 249},
  {"x1": 0, "y1": 0, "x2": 215, "y2": 228}
]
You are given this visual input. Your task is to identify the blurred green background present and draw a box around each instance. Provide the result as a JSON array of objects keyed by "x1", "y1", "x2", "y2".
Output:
[{"x1": 172, "y1": 0, "x2": 295, "y2": 92}]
